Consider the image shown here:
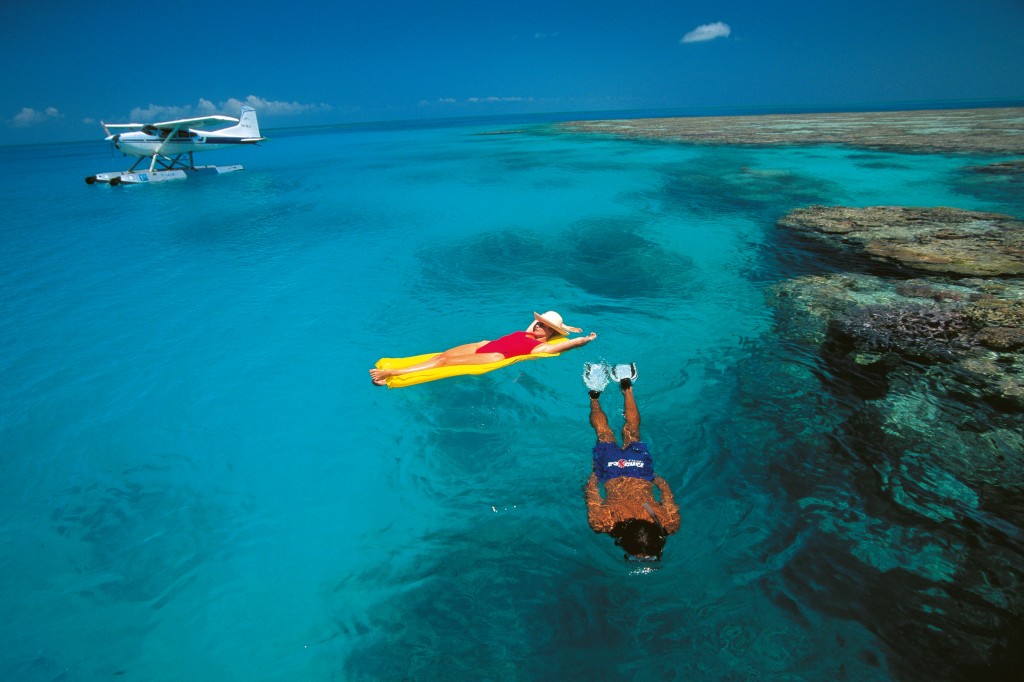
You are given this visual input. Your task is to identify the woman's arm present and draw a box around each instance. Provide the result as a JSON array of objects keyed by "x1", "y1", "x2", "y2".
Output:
[{"x1": 533, "y1": 332, "x2": 597, "y2": 354}]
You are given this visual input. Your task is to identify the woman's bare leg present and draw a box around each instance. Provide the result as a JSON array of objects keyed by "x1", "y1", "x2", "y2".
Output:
[
  {"x1": 590, "y1": 394, "x2": 617, "y2": 444},
  {"x1": 621, "y1": 383, "x2": 641, "y2": 447},
  {"x1": 442, "y1": 341, "x2": 492, "y2": 355},
  {"x1": 370, "y1": 342, "x2": 501, "y2": 384}
]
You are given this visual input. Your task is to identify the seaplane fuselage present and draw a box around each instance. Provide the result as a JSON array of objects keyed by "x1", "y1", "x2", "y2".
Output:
[
  {"x1": 111, "y1": 128, "x2": 251, "y2": 156},
  {"x1": 105, "y1": 107, "x2": 264, "y2": 158},
  {"x1": 88, "y1": 106, "x2": 266, "y2": 184}
]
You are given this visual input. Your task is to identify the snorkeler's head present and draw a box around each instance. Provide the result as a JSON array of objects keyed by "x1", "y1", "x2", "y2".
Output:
[{"x1": 610, "y1": 519, "x2": 666, "y2": 561}]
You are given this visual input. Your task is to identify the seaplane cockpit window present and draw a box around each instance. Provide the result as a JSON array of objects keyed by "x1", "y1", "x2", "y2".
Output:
[{"x1": 142, "y1": 125, "x2": 157, "y2": 134}]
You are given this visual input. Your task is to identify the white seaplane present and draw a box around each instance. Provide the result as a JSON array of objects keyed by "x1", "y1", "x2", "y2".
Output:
[{"x1": 86, "y1": 106, "x2": 265, "y2": 185}]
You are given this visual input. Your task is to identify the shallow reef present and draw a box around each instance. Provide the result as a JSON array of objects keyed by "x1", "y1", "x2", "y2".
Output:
[
  {"x1": 768, "y1": 268, "x2": 1024, "y2": 409},
  {"x1": 778, "y1": 205, "x2": 1024, "y2": 277},
  {"x1": 766, "y1": 208, "x2": 1024, "y2": 675},
  {"x1": 770, "y1": 250, "x2": 1024, "y2": 675},
  {"x1": 560, "y1": 107, "x2": 1024, "y2": 155},
  {"x1": 772, "y1": 205, "x2": 1024, "y2": 416}
]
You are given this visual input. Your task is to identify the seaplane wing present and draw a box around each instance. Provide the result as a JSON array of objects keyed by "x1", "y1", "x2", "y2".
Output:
[
  {"x1": 101, "y1": 114, "x2": 240, "y2": 138},
  {"x1": 101, "y1": 122, "x2": 147, "y2": 131},
  {"x1": 151, "y1": 114, "x2": 238, "y2": 129},
  {"x1": 88, "y1": 106, "x2": 265, "y2": 186}
]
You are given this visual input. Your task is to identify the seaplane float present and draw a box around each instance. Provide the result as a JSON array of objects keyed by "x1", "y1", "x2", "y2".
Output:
[{"x1": 86, "y1": 106, "x2": 265, "y2": 185}]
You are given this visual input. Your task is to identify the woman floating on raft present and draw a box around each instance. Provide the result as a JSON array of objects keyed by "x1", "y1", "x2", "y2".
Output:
[{"x1": 370, "y1": 311, "x2": 597, "y2": 387}]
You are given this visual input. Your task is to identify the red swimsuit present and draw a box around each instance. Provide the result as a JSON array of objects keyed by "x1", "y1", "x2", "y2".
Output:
[{"x1": 475, "y1": 332, "x2": 542, "y2": 359}]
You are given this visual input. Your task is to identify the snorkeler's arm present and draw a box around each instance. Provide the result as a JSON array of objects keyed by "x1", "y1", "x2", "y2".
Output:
[
  {"x1": 584, "y1": 473, "x2": 613, "y2": 533},
  {"x1": 533, "y1": 332, "x2": 597, "y2": 355},
  {"x1": 654, "y1": 476, "x2": 681, "y2": 534}
]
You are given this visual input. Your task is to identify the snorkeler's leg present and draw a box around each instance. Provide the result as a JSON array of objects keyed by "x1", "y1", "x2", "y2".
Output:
[
  {"x1": 590, "y1": 393, "x2": 617, "y2": 444},
  {"x1": 621, "y1": 383, "x2": 641, "y2": 447}
]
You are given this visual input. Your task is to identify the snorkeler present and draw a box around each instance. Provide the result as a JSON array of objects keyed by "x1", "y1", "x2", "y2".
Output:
[
  {"x1": 369, "y1": 311, "x2": 597, "y2": 386},
  {"x1": 582, "y1": 363, "x2": 680, "y2": 561}
]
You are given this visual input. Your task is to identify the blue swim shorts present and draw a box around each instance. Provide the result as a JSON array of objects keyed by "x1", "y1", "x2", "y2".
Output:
[{"x1": 592, "y1": 441, "x2": 655, "y2": 482}]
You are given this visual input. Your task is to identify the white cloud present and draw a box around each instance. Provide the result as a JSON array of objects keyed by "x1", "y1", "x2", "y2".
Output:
[
  {"x1": 221, "y1": 95, "x2": 333, "y2": 116},
  {"x1": 128, "y1": 104, "x2": 193, "y2": 121},
  {"x1": 128, "y1": 96, "x2": 332, "y2": 122},
  {"x1": 681, "y1": 21, "x2": 731, "y2": 44},
  {"x1": 11, "y1": 106, "x2": 62, "y2": 127},
  {"x1": 427, "y1": 96, "x2": 534, "y2": 106},
  {"x1": 469, "y1": 97, "x2": 524, "y2": 103},
  {"x1": 195, "y1": 98, "x2": 219, "y2": 115}
]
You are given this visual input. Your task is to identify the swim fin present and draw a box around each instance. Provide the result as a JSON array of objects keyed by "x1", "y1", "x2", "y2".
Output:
[
  {"x1": 609, "y1": 363, "x2": 638, "y2": 387},
  {"x1": 583, "y1": 362, "x2": 610, "y2": 393}
]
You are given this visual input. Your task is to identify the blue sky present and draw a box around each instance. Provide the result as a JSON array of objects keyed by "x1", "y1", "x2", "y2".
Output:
[{"x1": 2, "y1": 0, "x2": 1022, "y2": 144}]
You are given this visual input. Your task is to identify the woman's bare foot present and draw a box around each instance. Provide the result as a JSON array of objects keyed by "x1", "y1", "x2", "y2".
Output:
[{"x1": 369, "y1": 368, "x2": 390, "y2": 386}]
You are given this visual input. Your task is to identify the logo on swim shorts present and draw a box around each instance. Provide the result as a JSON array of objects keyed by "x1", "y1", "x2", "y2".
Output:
[{"x1": 609, "y1": 458, "x2": 645, "y2": 469}]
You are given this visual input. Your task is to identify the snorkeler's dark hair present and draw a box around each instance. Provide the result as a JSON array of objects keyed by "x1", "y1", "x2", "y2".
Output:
[{"x1": 610, "y1": 519, "x2": 666, "y2": 559}]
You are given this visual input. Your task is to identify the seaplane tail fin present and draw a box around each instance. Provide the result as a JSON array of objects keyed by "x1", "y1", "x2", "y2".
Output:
[
  {"x1": 236, "y1": 106, "x2": 261, "y2": 138},
  {"x1": 215, "y1": 106, "x2": 265, "y2": 141}
]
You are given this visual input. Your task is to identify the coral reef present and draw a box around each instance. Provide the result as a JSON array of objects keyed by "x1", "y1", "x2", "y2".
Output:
[
  {"x1": 830, "y1": 302, "x2": 975, "y2": 362},
  {"x1": 769, "y1": 272, "x2": 1024, "y2": 412},
  {"x1": 778, "y1": 205, "x2": 1024, "y2": 277},
  {"x1": 561, "y1": 107, "x2": 1024, "y2": 155}
]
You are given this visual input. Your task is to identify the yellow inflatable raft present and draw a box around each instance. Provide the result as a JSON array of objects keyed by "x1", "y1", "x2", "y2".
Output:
[{"x1": 374, "y1": 336, "x2": 569, "y2": 388}]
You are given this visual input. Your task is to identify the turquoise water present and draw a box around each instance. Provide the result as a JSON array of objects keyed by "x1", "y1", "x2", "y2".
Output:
[{"x1": 1, "y1": 115, "x2": 1021, "y2": 680}]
